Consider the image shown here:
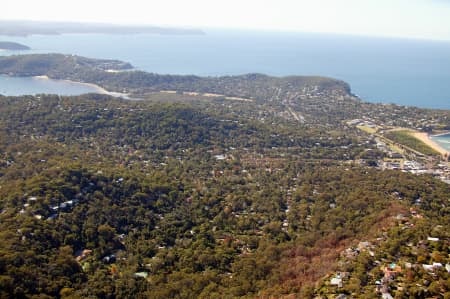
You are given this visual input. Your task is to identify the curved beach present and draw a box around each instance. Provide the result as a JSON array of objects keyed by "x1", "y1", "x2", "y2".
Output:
[
  {"x1": 33, "y1": 75, "x2": 129, "y2": 99},
  {"x1": 412, "y1": 132, "x2": 450, "y2": 156},
  {"x1": 62, "y1": 79, "x2": 129, "y2": 98}
]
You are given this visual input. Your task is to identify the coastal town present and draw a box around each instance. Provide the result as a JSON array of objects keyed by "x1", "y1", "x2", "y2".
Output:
[
  {"x1": 320, "y1": 222, "x2": 449, "y2": 298},
  {"x1": 348, "y1": 118, "x2": 450, "y2": 184}
]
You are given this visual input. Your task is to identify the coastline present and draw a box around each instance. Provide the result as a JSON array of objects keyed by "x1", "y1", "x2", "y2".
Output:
[
  {"x1": 33, "y1": 75, "x2": 49, "y2": 79},
  {"x1": 33, "y1": 75, "x2": 130, "y2": 99},
  {"x1": 412, "y1": 132, "x2": 450, "y2": 156},
  {"x1": 431, "y1": 131, "x2": 450, "y2": 137},
  {"x1": 62, "y1": 79, "x2": 130, "y2": 99}
]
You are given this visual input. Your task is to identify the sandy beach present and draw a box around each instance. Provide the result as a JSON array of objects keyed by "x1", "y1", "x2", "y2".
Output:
[
  {"x1": 33, "y1": 75, "x2": 50, "y2": 79},
  {"x1": 71, "y1": 80, "x2": 131, "y2": 99},
  {"x1": 412, "y1": 132, "x2": 450, "y2": 156},
  {"x1": 33, "y1": 75, "x2": 130, "y2": 99}
]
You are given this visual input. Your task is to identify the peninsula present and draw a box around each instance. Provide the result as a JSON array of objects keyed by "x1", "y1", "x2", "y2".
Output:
[
  {"x1": 0, "y1": 41, "x2": 30, "y2": 50},
  {"x1": 0, "y1": 20, "x2": 204, "y2": 36}
]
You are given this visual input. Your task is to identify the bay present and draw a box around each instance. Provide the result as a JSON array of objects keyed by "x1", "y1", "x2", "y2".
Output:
[
  {"x1": 1, "y1": 30, "x2": 450, "y2": 109},
  {"x1": 0, "y1": 75, "x2": 101, "y2": 96}
]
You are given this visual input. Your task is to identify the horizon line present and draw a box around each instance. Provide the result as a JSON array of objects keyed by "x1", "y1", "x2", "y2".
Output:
[{"x1": 1, "y1": 18, "x2": 450, "y2": 43}]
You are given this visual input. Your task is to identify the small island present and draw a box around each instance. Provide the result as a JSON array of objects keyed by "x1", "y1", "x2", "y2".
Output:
[{"x1": 0, "y1": 41, "x2": 30, "y2": 50}]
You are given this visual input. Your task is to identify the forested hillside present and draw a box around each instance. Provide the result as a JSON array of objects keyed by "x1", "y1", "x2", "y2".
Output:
[{"x1": 0, "y1": 94, "x2": 448, "y2": 298}]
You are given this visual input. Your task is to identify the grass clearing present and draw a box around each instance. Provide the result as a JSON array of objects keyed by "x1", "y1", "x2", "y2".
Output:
[{"x1": 384, "y1": 130, "x2": 439, "y2": 156}]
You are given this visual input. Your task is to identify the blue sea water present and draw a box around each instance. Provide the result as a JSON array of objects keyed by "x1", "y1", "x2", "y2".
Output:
[
  {"x1": 431, "y1": 133, "x2": 450, "y2": 152},
  {"x1": 1, "y1": 29, "x2": 450, "y2": 109},
  {"x1": 0, "y1": 75, "x2": 100, "y2": 95}
]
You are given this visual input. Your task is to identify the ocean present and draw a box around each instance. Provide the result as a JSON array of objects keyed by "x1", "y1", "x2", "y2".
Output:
[
  {"x1": 1, "y1": 29, "x2": 450, "y2": 109},
  {"x1": 431, "y1": 133, "x2": 450, "y2": 152}
]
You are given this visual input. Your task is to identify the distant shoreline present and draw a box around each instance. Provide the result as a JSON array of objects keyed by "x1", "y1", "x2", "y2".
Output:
[
  {"x1": 0, "y1": 20, "x2": 204, "y2": 37},
  {"x1": 0, "y1": 41, "x2": 30, "y2": 50}
]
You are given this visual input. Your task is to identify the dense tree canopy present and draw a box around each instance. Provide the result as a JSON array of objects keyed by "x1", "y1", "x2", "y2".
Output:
[{"x1": 0, "y1": 93, "x2": 448, "y2": 298}]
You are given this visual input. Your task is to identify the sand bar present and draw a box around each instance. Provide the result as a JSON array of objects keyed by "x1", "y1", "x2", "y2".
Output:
[{"x1": 33, "y1": 75, "x2": 130, "y2": 99}]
